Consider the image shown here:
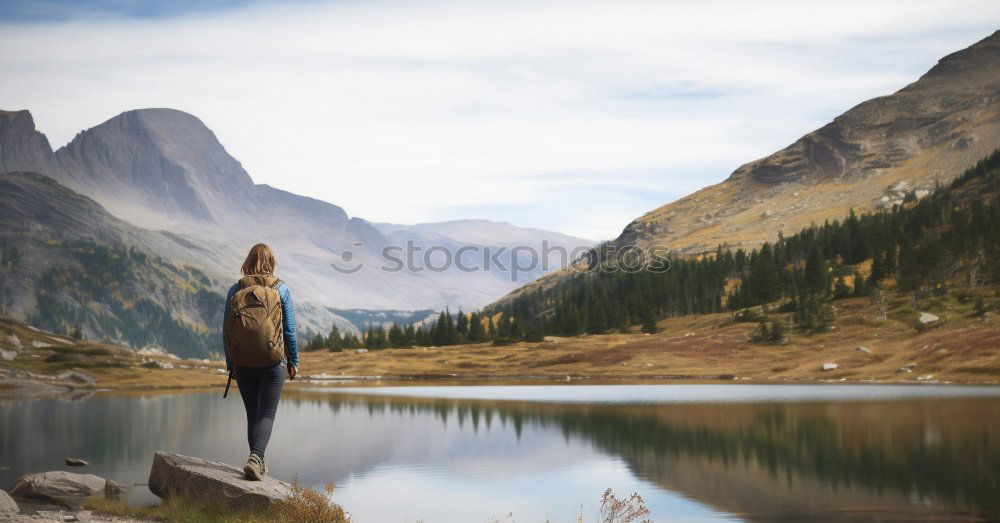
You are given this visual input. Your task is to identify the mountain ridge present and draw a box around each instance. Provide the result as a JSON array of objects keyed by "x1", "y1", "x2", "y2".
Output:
[
  {"x1": 491, "y1": 30, "x2": 1000, "y2": 307},
  {"x1": 0, "y1": 109, "x2": 592, "y2": 346},
  {"x1": 619, "y1": 30, "x2": 1000, "y2": 253}
]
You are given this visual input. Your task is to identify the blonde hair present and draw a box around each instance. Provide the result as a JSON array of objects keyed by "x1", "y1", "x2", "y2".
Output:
[{"x1": 241, "y1": 243, "x2": 276, "y2": 275}]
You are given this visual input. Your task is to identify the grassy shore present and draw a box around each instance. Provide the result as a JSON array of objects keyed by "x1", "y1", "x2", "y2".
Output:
[
  {"x1": 0, "y1": 317, "x2": 224, "y2": 393},
  {"x1": 299, "y1": 293, "x2": 1000, "y2": 384},
  {"x1": 2, "y1": 290, "x2": 998, "y2": 392}
]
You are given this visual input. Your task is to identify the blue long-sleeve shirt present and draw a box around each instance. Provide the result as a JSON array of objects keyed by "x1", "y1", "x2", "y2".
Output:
[{"x1": 223, "y1": 280, "x2": 299, "y2": 371}]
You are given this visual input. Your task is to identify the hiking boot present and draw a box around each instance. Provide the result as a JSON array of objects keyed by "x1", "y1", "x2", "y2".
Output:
[
  {"x1": 243, "y1": 453, "x2": 264, "y2": 481},
  {"x1": 260, "y1": 458, "x2": 268, "y2": 478}
]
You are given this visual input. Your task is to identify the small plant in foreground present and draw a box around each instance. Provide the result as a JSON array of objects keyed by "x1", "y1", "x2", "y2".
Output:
[{"x1": 600, "y1": 488, "x2": 651, "y2": 523}]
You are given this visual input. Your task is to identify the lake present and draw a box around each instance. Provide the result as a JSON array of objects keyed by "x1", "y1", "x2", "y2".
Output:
[{"x1": 2, "y1": 384, "x2": 1000, "y2": 521}]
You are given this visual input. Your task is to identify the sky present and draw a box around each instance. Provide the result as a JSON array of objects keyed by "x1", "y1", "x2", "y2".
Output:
[{"x1": 1, "y1": 1, "x2": 998, "y2": 240}]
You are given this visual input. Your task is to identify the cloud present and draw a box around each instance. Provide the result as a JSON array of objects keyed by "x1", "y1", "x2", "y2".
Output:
[{"x1": 1, "y1": 0, "x2": 997, "y2": 240}]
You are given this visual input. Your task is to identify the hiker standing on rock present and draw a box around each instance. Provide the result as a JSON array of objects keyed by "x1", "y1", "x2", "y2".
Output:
[{"x1": 223, "y1": 243, "x2": 299, "y2": 480}]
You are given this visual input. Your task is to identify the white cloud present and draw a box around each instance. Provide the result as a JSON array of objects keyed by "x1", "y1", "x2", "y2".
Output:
[{"x1": 1, "y1": 0, "x2": 997, "y2": 240}]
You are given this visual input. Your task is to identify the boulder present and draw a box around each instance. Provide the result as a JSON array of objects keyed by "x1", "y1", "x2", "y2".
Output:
[
  {"x1": 0, "y1": 349, "x2": 15, "y2": 361},
  {"x1": 64, "y1": 458, "x2": 89, "y2": 467},
  {"x1": 8, "y1": 471, "x2": 125, "y2": 510},
  {"x1": 148, "y1": 452, "x2": 293, "y2": 510},
  {"x1": 0, "y1": 489, "x2": 18, "y2": 517},
  {"x1": 857, "y1": 346, "x2": 872, "y2": 355},
  {"x1": 5, "y1": 334, "x2": 21, "y2": 350},
  {"x1": 821, "y1": 363, "x2": 838, "y2": 371},
  {"x1": 918, "y1": 312, "x2": 940, "y2": 324}
]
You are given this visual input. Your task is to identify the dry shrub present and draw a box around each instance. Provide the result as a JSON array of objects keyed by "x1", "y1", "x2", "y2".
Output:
[
  {"x1": 274, "y1": 481, "x2": 351, "y2": 523},
  {"x1": 600, "y1": 488, "x2": 651, "y2": 523}
]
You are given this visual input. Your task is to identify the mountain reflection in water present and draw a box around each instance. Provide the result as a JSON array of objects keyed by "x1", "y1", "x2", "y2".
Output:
[{"x1": 1, "y1": 385, "x2": 997, "y2": 521}]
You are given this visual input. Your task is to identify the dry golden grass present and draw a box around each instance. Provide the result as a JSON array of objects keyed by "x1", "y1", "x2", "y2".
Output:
[
  {"x1": 299, "y1": 293, "x2": 1000, "y2": 384},
  {"x1": 4, "y1": 286, "x2": 998, "y2": 394},
  {"x1": 0, "y1": 317, "x2": 225, "y2": 392}
]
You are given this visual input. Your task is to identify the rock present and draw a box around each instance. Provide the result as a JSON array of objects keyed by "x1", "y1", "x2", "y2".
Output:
[
  {"x1": 892, "y1": 180, "x2": 911, "y2": 192},
  {"x1": 918, "y1": 312, "x2": 940, "y2": 324},
  {"x1": 897, "y1": 367, "x2": 913, "y2": 373},
  {"x1": 148, "y1": 452, "x2": 293, "y2": 510},
  {"x1": 355, "y1": 348, "x2": 368, "y2": 354},
  {"x1": 761, "y1": 210, "x2": 773, "y2": 218},
  {"x1": 55, "y1": 372, "x2": 96, "y2": 385},
  {"x1": 30, "y1": 341, "x2": 54, "y2": 349},
  {"x1": 0, "y1": 349, "x2": 15, "y2": 361},
  {"x1": 857, "y1": 346, "x2": 871, "y2": 355},
  {"x1": 5, "y1": 334, "x2": 21, "y2": 350},
  {"x1": 915, "y1": 189, "x2": 930, "y2": 199},
  {"x1": 64, "y1": 458, "x2": 88, "y2": 467},
  {"x1": 821, "y1": 363, "x2": 838, "y2": 371},
  {"x1": 9, "y1": 471, "x2": 125, "y2": 510},
  {"x1": 917, "y1": 374, "x2": 935, "y2": 381},
  {"x1": 0, "y1": 489, "x2": 18, "y2": 517}
]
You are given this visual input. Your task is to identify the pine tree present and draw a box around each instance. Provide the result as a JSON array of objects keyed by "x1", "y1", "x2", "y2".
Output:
[
  {"x1": 640, "y1": 308, "x2": 659, "y2": 334},
  {"x1": 327, "y1": 325, "x2": 343, "y2": 352},
  {"x1": 455, "y1": 310, "x2": 469, "y2": 341}
]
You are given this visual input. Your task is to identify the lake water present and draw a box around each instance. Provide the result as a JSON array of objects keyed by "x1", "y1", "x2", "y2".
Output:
[{"x1": 2, "y1": 384, "x2": 1000, "y2": 521}]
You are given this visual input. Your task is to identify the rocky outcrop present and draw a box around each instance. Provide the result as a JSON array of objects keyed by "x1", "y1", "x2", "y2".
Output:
[
  {"x1": 148, "y1": 452, "x2": 293, "y2": 510},
  {"x1": 8, "y1": 471, "x2": 125, "y2": 510},
  {"x1": 0, "y1": 110, "x2": 56, "y2": 175},
  {"x1": 0, "y1": 489, "x2": 18, "y2": 518}
]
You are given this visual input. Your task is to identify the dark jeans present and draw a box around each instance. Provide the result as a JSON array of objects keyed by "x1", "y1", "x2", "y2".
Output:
[{"x1": 235, "y1": 364, "x2": 285, "y2": 458}]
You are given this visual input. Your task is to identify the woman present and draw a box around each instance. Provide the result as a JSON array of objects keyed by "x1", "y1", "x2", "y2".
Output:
[{"x1": 223, "y1": 243, "x2": 299, "y2": 480}]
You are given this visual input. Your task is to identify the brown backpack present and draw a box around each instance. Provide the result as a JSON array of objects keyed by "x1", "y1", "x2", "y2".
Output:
[{"x1": 224, "y1": 274, "x2": 285, "y2": 368}]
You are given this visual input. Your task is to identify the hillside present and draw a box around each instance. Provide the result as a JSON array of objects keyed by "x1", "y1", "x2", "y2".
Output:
[
  {"x1": 502, "y1": 31, "x2": 1000, "y2": 303},
  {"x1": 481, "y1": 145, "x2": 1000, "y2": 347},
  {"x1": 0, "y1": 172, "x2": 228, "y2": 357},
  {"x1": 0, "y1": 317, "x2": 223, "y2": 393},
  {"x1": 622, "y1": 30, "x2": 1000, "y2": 253}
]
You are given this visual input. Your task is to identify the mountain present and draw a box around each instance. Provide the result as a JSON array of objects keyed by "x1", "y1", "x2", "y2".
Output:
[
  {"x1": 616, "y1": 30, "x2": 1000, "y2": 254},
  {"x1": 0, "y1": 108, "x2": 591, "y2": 351},
  {"x1": 0, "y1": 172, "x2": 228, "y2": 357},
  {"x1": 494, "y1": 30, "x2": 1000, "y2": 308}
]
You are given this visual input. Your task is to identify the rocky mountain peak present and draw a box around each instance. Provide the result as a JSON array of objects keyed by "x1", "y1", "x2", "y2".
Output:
[
  {"x1": 0, "y1": 109, "x2": 56, "y2": 174},
  {"x1": 50, "y1": 108, "x2": 256, "y2": 225}
]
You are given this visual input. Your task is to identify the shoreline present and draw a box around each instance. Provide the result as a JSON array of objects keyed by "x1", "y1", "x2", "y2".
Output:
[{"x1": 4, "y1": 374, "x2": 1000, "y2": 401}]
